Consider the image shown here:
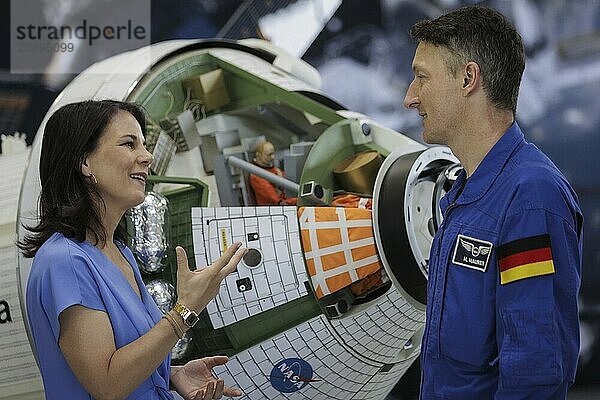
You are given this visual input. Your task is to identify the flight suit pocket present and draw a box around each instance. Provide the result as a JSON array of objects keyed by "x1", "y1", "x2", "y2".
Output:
[{"x1": 439, "y1": 224, "x2": 497, "y2": 368}]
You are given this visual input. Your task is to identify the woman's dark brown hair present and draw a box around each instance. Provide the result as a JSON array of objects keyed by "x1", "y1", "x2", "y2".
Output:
[{"x1": 18, "y1": 100, "x2": 146, "y2": 258}]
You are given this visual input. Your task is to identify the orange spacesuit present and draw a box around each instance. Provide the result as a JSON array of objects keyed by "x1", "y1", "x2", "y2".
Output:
[{"x1": 249, "y1": 141, "x2": 297, "y2": 205}]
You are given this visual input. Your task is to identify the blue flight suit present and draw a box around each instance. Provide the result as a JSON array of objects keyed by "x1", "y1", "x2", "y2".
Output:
[{"x1": 420, "y1": 122, "x2": 583, "y2": 399}]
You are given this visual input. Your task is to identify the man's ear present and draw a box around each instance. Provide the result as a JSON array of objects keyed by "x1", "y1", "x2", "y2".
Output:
[{"x1": 462, "y1": 61, "x2": 480, "y2": 94}]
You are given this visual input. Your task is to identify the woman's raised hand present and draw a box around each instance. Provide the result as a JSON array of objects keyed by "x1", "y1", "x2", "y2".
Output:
[{"x1": 175, "y1": 243, "x2": 246, "y2": 313}]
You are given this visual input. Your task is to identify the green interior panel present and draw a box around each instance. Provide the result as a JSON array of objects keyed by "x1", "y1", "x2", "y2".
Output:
[
  {"x1": 298, "y1": 119, "x2": 360, "y2": 204},
  {"x1": 190, "y1": 293, "x2": 321, "y2": 361},
  {"x1": 127, "y1": 50, "x2": 344, "y2": 143}
]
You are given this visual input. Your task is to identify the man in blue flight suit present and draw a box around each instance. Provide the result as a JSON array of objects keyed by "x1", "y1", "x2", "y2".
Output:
[{"x1": 403, "y1": 6, "x2": 583, "y2": 399}]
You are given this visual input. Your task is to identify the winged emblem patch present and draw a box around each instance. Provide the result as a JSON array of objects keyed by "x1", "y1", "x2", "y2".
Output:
[
  {"x1": 452, "y1": 234, "x2": 493, "y2": 272},
  {"x1": 460, "y1": 238, "x2": 491, "y2": 257}
]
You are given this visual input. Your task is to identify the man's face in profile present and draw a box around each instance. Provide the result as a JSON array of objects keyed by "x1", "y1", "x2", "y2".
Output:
[{"x1": 255, "y1": 142, "x2": 275, "y2": 167}]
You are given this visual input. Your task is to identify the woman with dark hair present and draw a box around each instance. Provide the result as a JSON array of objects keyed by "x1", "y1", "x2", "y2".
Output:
[{"x1": 19, "y1": 100, "x2": 245, "y2": 400}]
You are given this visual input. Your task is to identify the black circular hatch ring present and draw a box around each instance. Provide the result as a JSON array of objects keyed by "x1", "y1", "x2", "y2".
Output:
[{"x1": 372, "y1": 146, "x2": 458, "y2": 307}]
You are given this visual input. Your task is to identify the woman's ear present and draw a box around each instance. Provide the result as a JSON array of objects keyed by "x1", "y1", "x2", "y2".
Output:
[{"x1": 81, "y1": 157, "x2": 91, "y2": 177}]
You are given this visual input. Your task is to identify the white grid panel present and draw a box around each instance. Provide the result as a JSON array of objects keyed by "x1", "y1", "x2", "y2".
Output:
[
  {"x1": 212, "y1": 315, "x2": 414, "y2": 400},
  {"x1": 192, "y1": 206, "x2": 308, "y2": 328},
  {"x1": 330, "y1": 287, "x2": 425, "y2": 364},
  {"x1": 352, "y1": 352, "x2": 420, "y2": 400}
]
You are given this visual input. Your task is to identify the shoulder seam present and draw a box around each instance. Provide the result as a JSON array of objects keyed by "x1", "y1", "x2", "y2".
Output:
[{"x1": 506, "y1": 206, "x2": 577, "y2": 232}]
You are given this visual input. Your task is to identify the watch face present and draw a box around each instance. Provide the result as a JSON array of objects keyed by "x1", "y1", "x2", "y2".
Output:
[{"x1": 185, "y1": 312, "x2": 200, "y2": 327}]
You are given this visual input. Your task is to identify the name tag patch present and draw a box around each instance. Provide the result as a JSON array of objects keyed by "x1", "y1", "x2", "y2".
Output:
[{"x1": 452, "y1": 234, "x2": 493, "y2": 272}]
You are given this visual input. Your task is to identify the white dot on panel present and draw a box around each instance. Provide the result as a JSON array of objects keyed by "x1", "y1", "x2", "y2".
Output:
[
  {"x1": 259, "y1": 297, "x2": 275, "y2": 311},
  {"x1": 298, "y1": 283, "x2": 308, "y2": 296}
]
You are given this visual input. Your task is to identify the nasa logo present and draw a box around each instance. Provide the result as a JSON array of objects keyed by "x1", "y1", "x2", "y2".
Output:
[{"x1": 270, "y1": 358, "x2": 317, "y2": 393}]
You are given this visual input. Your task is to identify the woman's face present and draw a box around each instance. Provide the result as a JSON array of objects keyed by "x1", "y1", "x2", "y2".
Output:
[{"x1": 83, "y1": 110, "x2": 153, "y2": 215}]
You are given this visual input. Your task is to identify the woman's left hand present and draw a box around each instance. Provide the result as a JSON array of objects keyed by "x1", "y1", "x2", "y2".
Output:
[{"x1": 171, "y1": 356, "x2": 242, "y2": 399}]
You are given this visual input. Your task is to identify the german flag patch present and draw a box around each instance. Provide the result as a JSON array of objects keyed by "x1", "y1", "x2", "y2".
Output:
[{"x1": 497, "y1": 234, "x2": 555, "y2": 285}]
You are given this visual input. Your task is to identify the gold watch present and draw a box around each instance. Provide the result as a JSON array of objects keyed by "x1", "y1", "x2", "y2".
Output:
[{"x1": 173, "y1": 302, "x2": 199, "y2": 328}]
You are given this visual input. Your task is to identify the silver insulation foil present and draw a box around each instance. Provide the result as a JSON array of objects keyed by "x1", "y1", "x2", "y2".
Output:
[
  {"x1": 130, "y1": 191, "x2": 169, "y2": 273},
  {"x1": 145, "y1": 279, "x2": 176, "y2": 314},
  {"x1": 172, "y1": 331, "x2": 192, "y2": 361}
]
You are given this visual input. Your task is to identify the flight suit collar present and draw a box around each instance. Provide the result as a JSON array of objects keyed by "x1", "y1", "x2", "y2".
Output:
[{"x1": 440, "y1": 121, "x2": 524, "y2": 213}]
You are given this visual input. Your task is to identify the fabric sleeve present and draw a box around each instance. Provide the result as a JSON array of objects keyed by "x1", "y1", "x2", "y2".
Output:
[
  {"x1": 250, "y1": 174, "x2": 283, "y2": 205},
  {"x1": 39, "y1": 243, "x2": 106, "y2": 340},
  {"x1": 494, "y1": 205, "x2": 581, "y2": 399}
]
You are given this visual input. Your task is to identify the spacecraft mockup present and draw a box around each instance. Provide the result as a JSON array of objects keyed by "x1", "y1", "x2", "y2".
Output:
[{"x1": 16, "y1": 39, "x2": 459, "y2": 399}]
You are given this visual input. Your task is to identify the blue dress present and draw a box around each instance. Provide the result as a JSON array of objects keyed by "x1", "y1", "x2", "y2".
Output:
[{"x1": 26, "y1": 232, "x2": 173, "y2": 399}]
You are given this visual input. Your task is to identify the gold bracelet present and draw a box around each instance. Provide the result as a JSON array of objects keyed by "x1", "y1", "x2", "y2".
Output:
[
  {"x1": 162, "y1": 313, "x2": 182, "y2": 339},
  {"x1": 164, "y1": 311, "x2": 185, "y2": 339}
]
